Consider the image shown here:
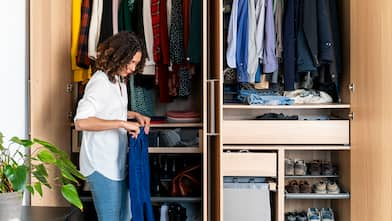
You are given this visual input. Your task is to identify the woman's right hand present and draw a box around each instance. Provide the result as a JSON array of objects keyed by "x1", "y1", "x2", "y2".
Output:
[{"x1": 121, "y1": 121, "x2": 140, "y2": 138}]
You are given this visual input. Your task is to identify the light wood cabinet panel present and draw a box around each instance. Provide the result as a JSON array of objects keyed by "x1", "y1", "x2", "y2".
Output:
[
  {"x1": 222, "y1": 120, "x2": 350, "y2": 145},
  {"x1": 351, "y1": 0, "x2": 392, "y2": 220},
  {"x1": 30, "y1": 0, "x2": 72, "y2": 206}
]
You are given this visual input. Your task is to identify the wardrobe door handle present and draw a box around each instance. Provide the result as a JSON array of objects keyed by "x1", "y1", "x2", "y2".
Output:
[{"x1": 207, "y1": 80, "x2": 216, "y2": 134}]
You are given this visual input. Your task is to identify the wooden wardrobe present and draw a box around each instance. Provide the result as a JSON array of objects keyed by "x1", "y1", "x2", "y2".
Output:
[
  {"x1": 29, "y1": 0, "x2": 210, "y2": 220},
  {"x1": 209, "y1": 0, "x2": 392, "y2": 221},
  {"x1": 29, "y1": 0, "x2": 392, "y2": 221}
]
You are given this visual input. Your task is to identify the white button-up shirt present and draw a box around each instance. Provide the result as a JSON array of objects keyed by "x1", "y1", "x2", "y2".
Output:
[{"x1": 74, "y1": 71, "x2": 128, "y2": 180}]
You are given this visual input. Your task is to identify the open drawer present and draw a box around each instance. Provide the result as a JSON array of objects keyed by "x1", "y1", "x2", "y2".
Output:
[
  {"x1": 222, "y1": 120, "x2": 349, "y2": 145},
  {"x1": 222, "y1": 152, "x2": 277, "y2": 177}
]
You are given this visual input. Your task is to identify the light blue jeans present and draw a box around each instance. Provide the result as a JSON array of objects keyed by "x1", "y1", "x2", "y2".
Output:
[{"x1": 87, "y1": 171, "x2": 131, "y2": 221}]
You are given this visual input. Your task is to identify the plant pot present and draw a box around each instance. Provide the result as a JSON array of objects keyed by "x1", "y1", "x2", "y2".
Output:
[{"x1": 0, "y1": 192, "x2": 23, "y2": 221}]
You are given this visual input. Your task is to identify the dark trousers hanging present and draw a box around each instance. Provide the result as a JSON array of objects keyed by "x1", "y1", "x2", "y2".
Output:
[{"x1": 129, "y1": 129, "x2": 155, "y2": 221}]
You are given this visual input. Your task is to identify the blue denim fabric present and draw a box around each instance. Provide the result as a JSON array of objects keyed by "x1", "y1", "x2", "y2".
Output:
[
  {"x1": 129, "y1": 129, "x2": 154, "y2": 221},
  {"x1": 87, "y1": 171, "x2": 131, "y2": 221},
  {"x1": 236, "y1": 0, "x2": 249, "y2": 82},
  {"x1": 238, "y1": 89, "x2": 294, "y2": 105}
]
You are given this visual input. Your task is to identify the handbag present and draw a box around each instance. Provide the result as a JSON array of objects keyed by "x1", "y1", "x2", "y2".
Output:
[{"x1": 171, "y1": 164, "x2": 201, "y2": 197}]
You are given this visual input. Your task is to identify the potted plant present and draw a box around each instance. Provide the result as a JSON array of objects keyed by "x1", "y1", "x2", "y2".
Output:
[{"x1": 0, "y1": 132, "x2": 85, "y2": 220}]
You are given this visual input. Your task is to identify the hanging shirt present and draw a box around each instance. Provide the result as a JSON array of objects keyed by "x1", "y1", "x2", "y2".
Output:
[
  {"x1": 187, "y1": 0, "x2": 202, "y2": 63},
  {"x1": 88, "y1": 0, "x2": 103, "y2": 59},
  {"x1": 262, "y1": 0, "x2": 278, "y2": 73},
  {"x1": 236, "y1": 0, "x2": 249, "y2": 82},
  {"x1": 274, "y1": 0, "x2": 284, "y2": 60},
  {"x1": 118, "y1": 0, "x2": 134, "y2": 32},
  {"x1": 283, "y1": 0, "x2": 296, "y2": 90},
  {"x1": 74, "y1": 71, "x2": 128, "y2": 180},
  {"x1": 72, "y1": 0, "x2": 92, "y2": 82},
  {"x1": 143, "y1": 0, "x2": 156, "y2": 75},
  {"x1": 98, "y1": 0, "x2": 113, "y2": 44},
  {"x1": 112, "y1": 0, "x2": 120, "y2": 34},
  {"x1": 167, "y1": 0, "x2": 172, "y2": 33},
  {"x1": 255, "y1": 0, "x2": 266, "y2": 60},
  {"x1": 226, "y1": 0, "x2": 238, "y2": 68},
  {"x1": 247, "y1": 0, "x2": 257, "y2": 83}
]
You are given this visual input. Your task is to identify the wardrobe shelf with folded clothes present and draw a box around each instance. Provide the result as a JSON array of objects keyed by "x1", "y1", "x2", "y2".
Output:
[{"x1": 223, "y1": 103, "x2": 351, "y2": 109}]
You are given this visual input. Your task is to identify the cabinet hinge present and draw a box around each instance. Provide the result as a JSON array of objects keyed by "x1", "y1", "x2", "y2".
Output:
[
  {"x1": 349, "y1": 83, "x2": 355, "y2": 93},
  {"x1": 348, "y1": 112, "x2": 355, "y2": 120},
  {"x1": 66, "y1": 83, "x2": 73, "y2": 93},
  {"x1": 68, "y1": 112, "x2": 74, "y2": 121}
]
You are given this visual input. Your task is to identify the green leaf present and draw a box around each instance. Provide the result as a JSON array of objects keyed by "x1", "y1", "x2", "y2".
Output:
[
  {"x1": 26, "y1": 185, "x2": 34, "y2": 194},
  {"x1": 61, "y1": 184, "x2": 83, "y2": 210},
  {"x1": 4, "y1": 165, "x2": 28, "y2": 192},
  {"x1": 35, "y1": 164, "x2": 48, "y2": 177},
  {"x1": 33, "y1": 139, "x2": 67, "y2": 157},
  {"x1": 37, "y1": 150, "x2": 56, "y2": 164},
  {"x1": 32, "y1": 164, "x2": 50, "y2": 188},
  {"x1": 34, "y1": 182, "x2": 43, "y2": 197},
  {"x1": 11, "y1": 137, "x2": 33, "y2": 147},
  {"x1": 59, "y1": 157, "x2": 85, "y2": 180},
  {"x1": 0, "y1": 132, "x2": 4, "y2": 149}
]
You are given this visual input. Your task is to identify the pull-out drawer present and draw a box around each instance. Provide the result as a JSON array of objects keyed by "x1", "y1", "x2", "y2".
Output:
[
  {"x1": 222, "y1": 120, "x2": 349, "y2": 145},
  {"x1": 222, "y1": 152, "x2": 277, "y2": 177}
]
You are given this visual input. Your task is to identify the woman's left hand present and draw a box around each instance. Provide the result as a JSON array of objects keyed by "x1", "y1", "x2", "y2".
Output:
[{"x1": 135, "y1": 113, "x2": 151, "y2": 134}]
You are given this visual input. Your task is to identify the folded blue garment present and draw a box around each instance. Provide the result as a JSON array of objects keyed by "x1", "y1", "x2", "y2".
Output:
[{"x1": 238, "y1": 89, "x2": 294, "y2": 105}]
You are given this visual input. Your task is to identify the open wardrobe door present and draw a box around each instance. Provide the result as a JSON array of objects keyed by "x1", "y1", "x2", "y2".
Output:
[
  {"x1": 351, "y1": 0, "x2": 392, "y2": 220},
  {"x1": 29, "y1": 0, "x2": 72, "y2": 206}
]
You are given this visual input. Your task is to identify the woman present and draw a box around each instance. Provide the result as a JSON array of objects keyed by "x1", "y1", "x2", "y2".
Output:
[{"x1": 74, "y1": 32, "x2": 150, "y2": 221}]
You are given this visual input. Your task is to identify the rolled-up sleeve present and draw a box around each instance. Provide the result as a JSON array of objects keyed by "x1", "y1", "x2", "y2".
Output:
[{"x1": 74, "y1": 76, "x2": 105, "y2": 121}]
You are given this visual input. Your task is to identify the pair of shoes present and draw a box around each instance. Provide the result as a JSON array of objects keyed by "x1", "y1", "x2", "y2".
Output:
[
  {"x1": 296, "y1": 212, "x2": 307, "y2": 221},
  {"x1": 286, "y1": 180, "x2": 300, "y2": 193},
  {"x1": 308, "y1": 160, "x2": 321, "y2": 175},
  {"x1": 307, "y1": 208, "x2": 320, "y2": 221},
  {"x1": 285, "y1": 212, "x2": 307, "y2": 221},
  {"x1": 285, "y1": 158, "x2": 295, "y2": 176},
  {"x1": 320, "y1": 208, "x2": 335, "y2": 221},
  {"x1": 312, "y1": 181, "x2": 341, "y2": 194},
  {"x1": 299, "y1": 181, "x2": 311, "y2": 193},
  {"x1": 312, "y1": 181, "x2": 327, "y2": 194},
  {"x1": 321, "y1": 161, "x2": 336, "y2": 175},
  {"x1": 295, "y1": 160, "x2": 307, "y2": 175},
  {"x1": 286, "y1": 212, "x2": 297, "y2": 221},
  {"x1": 326, "y1": 181, "x2": 340, "y2": 194}
]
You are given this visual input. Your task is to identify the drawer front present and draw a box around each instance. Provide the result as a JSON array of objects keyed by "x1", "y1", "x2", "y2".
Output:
[
  {"x1": 222, "y1": 152, "x2": 277, "y2": 177},
  {"x1": 222, "y1": 120, "x2": 349, "y2": 145}
]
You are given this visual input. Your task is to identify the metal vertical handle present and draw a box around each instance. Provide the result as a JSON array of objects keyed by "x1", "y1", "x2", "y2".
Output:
[{"x1": 207, "y1": 80, "x2": 216, "y2": 134}]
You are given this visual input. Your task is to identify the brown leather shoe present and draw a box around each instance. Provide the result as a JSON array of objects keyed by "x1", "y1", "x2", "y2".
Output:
[
  {"x1": 286, "y1": 180, "x2": 300, "y2": 193},
  {"x1": 299, "y1": 180, "x2": 311, "y2": 193}
]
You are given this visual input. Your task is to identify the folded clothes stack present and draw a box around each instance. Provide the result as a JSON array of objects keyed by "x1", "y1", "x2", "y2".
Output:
[{"x1": 166, "y1": 111, "x2": 200, "y2": 123}]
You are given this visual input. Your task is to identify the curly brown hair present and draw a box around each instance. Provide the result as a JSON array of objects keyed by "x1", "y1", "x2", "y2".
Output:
[{"x1": 95, "y1": 32, "x2": 146, "y2": 83}]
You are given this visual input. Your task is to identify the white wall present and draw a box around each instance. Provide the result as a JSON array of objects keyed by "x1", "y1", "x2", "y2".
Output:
[{"x1": 0, "y1": 1, "x2": 28, "y2": 140}]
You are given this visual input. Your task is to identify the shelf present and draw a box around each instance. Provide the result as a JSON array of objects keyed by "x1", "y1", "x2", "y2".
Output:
[
  {"x1": 150, "y1": 123, "x2": 203, "y2": 128},
  {"x1": 285, "y1": 192, "x2": 350, "y2": 200},
  {"x1": 149, "y1": 147, "x2": 202, "y2": 153},
  {"x1": 284, "y1": 145, "x2": 351, "y2": 150},
  {"x1": 223, "y1": 103, "x2": 350, "y2": 109},
  {"x1": 80, "y1": 196, "x2": 93, "y2": 202},
  {"x1": 150, "y1": 197, "x2": 202, "y2": 203},
  {"x1": 285, "y1": 175, "x2": 339, "y2": 179},
  {"x1": 223, "y1": 145, "x2": 351, "y2": 151}
]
